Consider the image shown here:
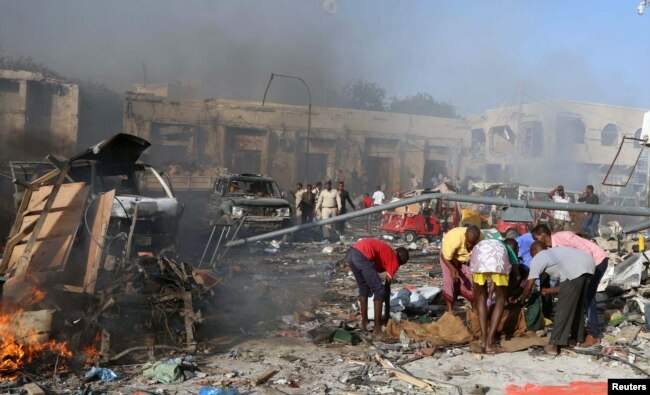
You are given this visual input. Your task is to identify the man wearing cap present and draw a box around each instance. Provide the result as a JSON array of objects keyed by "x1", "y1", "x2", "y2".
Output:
[
  {"x1": 548, "y1": 185, "x2": 572, "y2": 231},
  {"x1": 316, "y1": 180, "x2": 341, "y2": 240}
]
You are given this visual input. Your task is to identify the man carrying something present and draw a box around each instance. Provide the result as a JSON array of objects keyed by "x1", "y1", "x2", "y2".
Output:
[{"x1": 440, "y1": 225, "x2": 483, "y2": 313}]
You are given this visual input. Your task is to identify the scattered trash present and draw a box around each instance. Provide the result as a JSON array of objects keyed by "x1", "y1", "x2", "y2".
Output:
[
  {"x1": 446, "y1": 348, "x2": 463, "y2": 357},
  {"x1": 264, "y1": 248, "x2": 278, "y2": 254},
  {"x1": 198, "y1": 387, "x2": 239, "y2": 395},
  {"x1": 606, "y1": 253, "x2": 649, "y2": 295},
  {"x1": 84, "y1": 367, "x2": 120, "y2": 382},
  {"x1": 609, "y1": 311, "x2": 627, "y2": 327},
  {"x1": 382, "y1": 235, "x2": 394, "y2": 241},
  {"x1": 270, "y1": 240, "x2": 281, "y2": 249},
  {"x1": 322, "y1": 246, "x2": 334, "y2": 254},
  {"x1": 406, "y1": 242, "x2": 418, "y2": 250},
  {"x1": 142, "y1": 360, "x2": 186, "y2": 384}
]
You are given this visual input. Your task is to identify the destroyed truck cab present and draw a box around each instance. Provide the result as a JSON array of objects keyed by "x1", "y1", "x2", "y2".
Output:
[
  {"x1": 206, "y1": 173, "x2": 292, "y2": 234},
  {"x1": 10, "y1": 133, "x2": 183, "y2": 254}
]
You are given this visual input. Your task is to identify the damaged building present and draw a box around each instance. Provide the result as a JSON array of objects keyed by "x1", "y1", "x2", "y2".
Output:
[
  {"x1": 467, "y1": 100, "x2": 647, "y2": 195},
  {"x1": 0, "y1": 69, "x2": 79, "y2": 159},
  {"x1": 123, "y1": 93, "x2": 470, "y2": 194},
  {"x1": 123, "y1": 91, "x2": 648, "y2": 196}
]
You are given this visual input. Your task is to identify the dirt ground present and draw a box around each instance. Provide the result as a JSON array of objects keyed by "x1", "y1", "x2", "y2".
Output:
[{"x1": 6, "y1": 218, "x2": 649, "y2": 394}]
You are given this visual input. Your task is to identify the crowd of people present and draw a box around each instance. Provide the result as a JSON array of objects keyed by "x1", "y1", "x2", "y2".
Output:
[
  {"x1": 293, "y1": 180, "x2": 388, "y2": 239},
  {"x1": 343, "y1": 182, "x2": 609, "y2": 355}
]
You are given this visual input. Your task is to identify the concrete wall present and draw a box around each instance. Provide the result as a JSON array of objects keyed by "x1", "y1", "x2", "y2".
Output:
[
  {"x1": 0, "y1": 69, "x2": 79, "y2": 159},
  {"x1": 123, "y1": 93, "x2": 470, "y2": 194}
]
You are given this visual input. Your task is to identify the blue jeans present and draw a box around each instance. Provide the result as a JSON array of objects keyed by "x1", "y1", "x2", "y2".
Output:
[
  {"x1": 585, "y1": 258, "x2": 608, "y2": 337},
  {"x1": 581, "y1": 214, "x2": 600, "y2": 238}
]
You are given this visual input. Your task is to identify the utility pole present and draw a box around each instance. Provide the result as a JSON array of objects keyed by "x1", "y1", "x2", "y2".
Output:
[
  {"x1": 514, "y1": 82, "x2": 524, "y2": 181},
  {"x1": 262, "y1": 74, "x2": 312, "y2": 181}
]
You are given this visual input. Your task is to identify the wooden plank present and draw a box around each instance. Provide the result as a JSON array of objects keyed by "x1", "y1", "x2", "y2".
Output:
[
  {"x1": 83, "y1": 189, "x2": 115, "y2": 293},
  {"x1": 10, "y1": 235, "x2": 74, "y2": 272},
  {"x1": 29, "y1": 168, "x2": 60, "y2": 186},
  {"x1": 6, "y1": 182, "x2": 89, "y2": 274},
  {"x1": 0, "y1": 189, "x2": 33, "y2": 274},
  {"x1": 15, "y1": 163, "x2": 70, "y2": 278}
]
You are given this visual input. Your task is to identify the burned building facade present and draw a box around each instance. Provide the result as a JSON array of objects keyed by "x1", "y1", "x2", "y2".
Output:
[
  {"x1": 467, "y1": 100, "x2": 647, "y2": 195},
  {"x1": 0, "y1": 69, "x2": 79, "y2": 160},
  {"x1": 123, "y1": 92, "x2": 648, "y2": 197},
  {"x1": 123, "y1": 93, "x2": 470, "y2": 193}
]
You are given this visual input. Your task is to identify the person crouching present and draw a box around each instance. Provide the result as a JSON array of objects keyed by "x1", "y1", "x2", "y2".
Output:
[{"x1": 347, "y1": 238, "x2": 409, "y2": 339}]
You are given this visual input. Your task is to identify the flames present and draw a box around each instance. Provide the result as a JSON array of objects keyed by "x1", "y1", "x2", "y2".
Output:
[
  {"x1": 81, "y1": 333, "x2": 102, "y2": 365},
  {"x1": 0, "y1": 311, "x2": 72, "y2": 381}
]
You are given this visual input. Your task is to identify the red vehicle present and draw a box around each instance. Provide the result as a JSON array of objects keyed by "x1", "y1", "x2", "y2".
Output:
[
  {"x1": 380, "y1": 200, "x2": 460, "y2": 242},
  {"x1": 493, "y1": 207, "x2": 538, "y2": 238},
  {"x1": 494, "y1": 219, "x2": 529, "y2": 239}
]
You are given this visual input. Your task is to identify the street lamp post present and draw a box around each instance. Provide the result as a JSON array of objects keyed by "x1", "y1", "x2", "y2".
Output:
[{"x1": 262, "y1": 73, "x2": 312, "y2": 182}]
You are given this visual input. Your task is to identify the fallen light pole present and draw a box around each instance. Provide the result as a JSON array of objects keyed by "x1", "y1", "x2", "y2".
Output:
[
  {"x1": 622, "y1": 219, "x2": 650, "y2": 234},
  {"x1": 226, "y1": 193, "x2": 650, "y2": 246}
]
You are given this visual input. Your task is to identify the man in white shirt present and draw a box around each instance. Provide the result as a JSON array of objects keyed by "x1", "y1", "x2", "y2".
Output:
[
  {"x1": 548, "y1": 185, "x2": 571, "y2": 231},
  {"x1": 372, "y1": 186, "x2": 385, "y2": 206},
  {"x1": 294, "y1": 182, "x2": 305, "y2": 223},
  {"x1": 316, "y1": 180, "x2": 341, "y2": 239}
]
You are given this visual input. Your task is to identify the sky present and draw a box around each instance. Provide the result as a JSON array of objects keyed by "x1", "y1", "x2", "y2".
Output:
[{"x1": 1, "y1": 0, "x2": 649, "y2": 115}]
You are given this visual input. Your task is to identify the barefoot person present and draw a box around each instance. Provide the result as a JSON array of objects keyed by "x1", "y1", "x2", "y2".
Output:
[
  {"x1": 516, "y1": 242, "x2": 594, "y2": 355},
  {"x1": 440, "y1": 225, "x2": 483, "y2": 313},
  {"x1": 347, "y1": 239, "x2": 409, "y2": 338},
  {"x1": 470, "y1": 239, "x2": 512, "y2": 353}
]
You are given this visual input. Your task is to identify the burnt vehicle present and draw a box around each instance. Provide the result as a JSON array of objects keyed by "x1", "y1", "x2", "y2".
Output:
[
  {"x1": 8, "y1": 133, "x2": 183, "y2": 254},
  {"x1": 206, "y1": 173, "x2": 292, "y2": 234}
]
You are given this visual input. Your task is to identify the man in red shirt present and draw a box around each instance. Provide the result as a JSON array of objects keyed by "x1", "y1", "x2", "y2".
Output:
[
  {"x1": 361, "y1": 193, "x2": 374, "y2": 230},
  {"x1": 348, "y1": 238, "x2": 409, "y2": 339}
]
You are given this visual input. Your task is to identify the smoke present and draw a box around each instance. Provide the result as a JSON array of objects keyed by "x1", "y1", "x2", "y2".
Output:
[{"x1": 1, "y1": 0, "x2": 649, "y2": 114}]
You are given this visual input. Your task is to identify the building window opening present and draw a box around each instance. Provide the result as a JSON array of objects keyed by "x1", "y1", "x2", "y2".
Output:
[
  {"x1": 601, "y1": 123, "x2": 618, "y2": 147},
  {"x1": 488, "y1": 125, "x2": 516, "y2": 154}
]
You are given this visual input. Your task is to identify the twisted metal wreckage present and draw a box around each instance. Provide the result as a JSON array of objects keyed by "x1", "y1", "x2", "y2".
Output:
[{"x1": 0, "y1": 134, "x2": 219, "y2": 369}]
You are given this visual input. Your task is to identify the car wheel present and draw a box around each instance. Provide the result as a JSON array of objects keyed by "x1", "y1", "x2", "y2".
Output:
[
  {"x1": 404, "y1": 231, "x2": 417, "y2": 243},
  {"x1": 505, "y1": 229, "x2": 519, "y2": 239}
]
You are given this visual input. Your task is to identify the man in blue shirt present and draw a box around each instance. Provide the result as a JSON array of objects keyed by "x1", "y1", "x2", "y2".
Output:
[{"x1": 516, "y1": 233, "x2": 534, "y2": 268}]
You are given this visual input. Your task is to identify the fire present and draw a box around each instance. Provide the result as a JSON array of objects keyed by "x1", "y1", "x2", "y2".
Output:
[
  {"x1": 0, "y1": 310, "x2": 72, "y2": 381},
  {"x1": 81, "y1": 332, "x2": 102, "y2": 365}
]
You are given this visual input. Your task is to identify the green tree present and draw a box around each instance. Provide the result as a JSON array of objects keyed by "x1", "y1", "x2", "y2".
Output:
[
  {"x1": 338, "y1": 79, "x2": 386, "y2": 111},
  {"x1": 388, "y1": 92, "x2": 458, "y2": 118}
]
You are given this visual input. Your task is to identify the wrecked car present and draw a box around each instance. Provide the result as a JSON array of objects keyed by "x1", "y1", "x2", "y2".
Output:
[
  {"x1": 206, "y1": 173, "x2": 292, "y2": 234},
  {"x1": 8, "y1": 133, "x2": 183, "y2": 254}
]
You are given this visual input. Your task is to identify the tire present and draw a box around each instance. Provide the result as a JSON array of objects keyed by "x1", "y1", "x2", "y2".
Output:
[
  {"x1": 404, "y1": 231, "x2": 417, "y2": 243},
  {"x1": 505, "y1": 229, "x2": 519, "y2": 239}
]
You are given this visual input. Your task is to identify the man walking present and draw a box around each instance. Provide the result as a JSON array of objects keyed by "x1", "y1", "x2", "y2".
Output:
[
  {"x1": 578, "y1": 185, "x2": 600, "y2": 238},
  {"x1": 347, "y1": 238, "x2": 409, "y2": 339},
  {"x1": 531, "y1": 224, "x2": 609, "y2": 345},
  {"x1": 548, "y1": 185, "x2": 572, "y2": 231},
  {"x1": 294, "y1": 182, "x2": 305, "y2": 224},
  {"x1": 372, "y1": 185, "x2": 385, "y2": 206},
  {"x1": 516, "y1": 242, "x2": 594, "y2": 355},
  {"x1": 299, "y1": 184, "x2": 315, "y2": 224},
  {"x1": 336, "y1": 181, "x2": 356, "y2": 235},
  {"x1": 316, "y1": 180, "x2": 341, "y2": 240}
]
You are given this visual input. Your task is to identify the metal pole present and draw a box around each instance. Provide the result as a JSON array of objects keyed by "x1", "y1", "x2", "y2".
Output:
[
  {"x1": 226, "y1": 192, "x2": 650, "y2": 247},
  {"x1": 261, "y1": 73, "x2": 312, "y2": 181}
]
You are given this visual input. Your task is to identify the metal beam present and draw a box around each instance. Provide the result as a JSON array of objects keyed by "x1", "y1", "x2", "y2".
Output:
[
  {"x1": 622, "y1": 219, "x2": 650, "y2": 234},
  {"x1": 226, "y1": 193, "x2": 650, "y2": 247}
]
